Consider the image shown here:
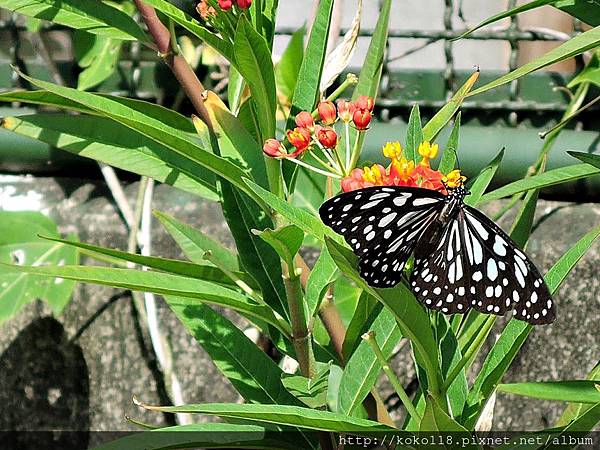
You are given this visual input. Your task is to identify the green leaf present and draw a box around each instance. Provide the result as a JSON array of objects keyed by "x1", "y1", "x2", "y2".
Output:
[
  {"x1": 4, "y1": 264, "x2": 291, "y2": 337},
  {"x1": 469, "y1": 26, "x2": 600, "y2": 97},
  {"x1": 276, "y1": 27, "x2": 305, "y2": 101},
  {"x1": 165, "y1": 297, "x2": 299, "y2": 405},
  {"x1": 234, "y1": 16, "x2": 277, "y2": 139},
  {"x1": 478, "y1": 163, "x2": 600, "y2": 205},
  {"x1": 342, "y1": 292, "x2": 381, "y2": 360},
  {"x1": 305, "y1": 244, "x2": 339, "y2": 317},
  {"x1": 140, "y1": 0, "x2": 235, "y2": 63},
  {"x1": 282, "y1": 363, "x2": 330, "y2": 409},
  {"x1": 45, "y1": 235, "x2": 255, "y2": 289},
  {"x1": 436, "y1": 316, "x2": 468, "y2": 418},
  {"x1": 497, "y1": 381, "x2": 600, "y2": 404},
  {"x1": 138, "y1": 402, "x2": 395, "y2": 432},
  {"x1": 420, "y1": 395, "x2": 472, "y2": 435},
  {"x1": 2, "y1": 114, "x2": 218, "y2": 201},
  {"x1": 154, "y1": 211, "x2": 238, "y2": 270},
  {"x1": 337, "y1": 307, "x2": 401, "y2": 415},
  {"x1": 0, "y1": 0, "x2": 147, "y2": 41},
  {"x1": 11, "y1": 73, "x2": 265, "y2": 208},
  {"x1": 92, "y1": 423, "x2": 298, "y2": 450},
  {"x1": 405, "y1": 105, "x2": 424, "y2": 163},
  {"x1": 243, "y1": 178, "x2": 342, "y2": 244},
  {"x1": 285, "y1": 0, "x2": 333, "y2": 126},
  {"x1": 557, "y1": 361, "x2": 600, "y2": 426},
  {"x1": 568, "y1": 52, "x2": 600, "y2": 89},
  {"x1": 465, "y1": 148, "x2": 505, "y2": 206},
  {"x1": 459, "y1": 0, "x2": 600, "y2": 37},
  {"x1": 220, "y1": 186, "x2": 289, "y2": 320},
  {"x1": 255, "y1": 225, "x2": 304, "y2": 268},
  {"x1": 74, "y1": 31, "x2": 122, "y2": 91},
  {"x1": 422, "y1": 71, "x2": 479, "y2": 142},
  {"x1": 438, "y1": 113, "x2": 460, "y2": 174},
  {"x1": 0, "y1": 211, "x2": 78, "y2": 323},
  {"x1": 509, "y1": 188, "x2": 540, "y2": 248},
  {"x1": 325, "y1": 238, "x2": 441, "y2": 395}
]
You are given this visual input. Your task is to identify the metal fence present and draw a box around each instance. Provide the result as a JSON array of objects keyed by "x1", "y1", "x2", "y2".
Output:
[{"x1": 0, "y1": 1, "x2": 591, "y2": 126}]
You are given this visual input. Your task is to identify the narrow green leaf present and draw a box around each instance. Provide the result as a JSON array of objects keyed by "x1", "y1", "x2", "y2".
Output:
[
  {"x1": 438, "y1": 113, "x2": 460, "y2": 174},
  {"x1": 325, "y1": 238, "x2": 441, "y2": 395},
  {"x1": 305, "y1": 244, "x2": 339, "y2": 317},
  {"x1": 497, "y1": 381, "x2": 600, "y2": 404},
  {"x1": 4, "y1": 264, "x2": 291, "y2": 337},
  {"x1": 557, "y1": 361, "x2": 600, "y2": 426},
  {"x1": 154, "y1": 211, "x2": 238, "y2": 270},
  {"x1": 138, "y1": 402, "x2": 395, "y2": 432},
  {"x1": 140, "y1": 0, "x2": 235, "y2": 62},
  {"x1": 282, "y1": 363, "x2": 330, "y2": 409},
  {"x1": 276, "y1": 27, "x2": 305, "y2": 101},
  {"x1": 509, "y1": 188, "x2": 540, "y2": 248},
  {"x1": 243, "y1": 178, "x2": 342, "y2": 244},
  {"x1": 255, "y1": 225, "x2": 304, "y2": 268},
  {"x1": 469, "y1": 26, "x2": 600, "y2": 97},
  {"x1": 465, "y1": 148, "x2": 504, "y2": 206},
  {"x1": 285, "y1": 0, "x2": 333, "y2": 125},
  {"x1": 342, "y1": 292, "x2": 381, "y2": 360},
  {"x1": 0, "y1": 0, "x2": 147, "y2": 41},
  {"x1": 422, "y1": 70, "x2": 479, "y2": 142},
  {"x1": 478, "y1": 163, "x2": 600, "y2": 205},
  {"x1": 2, "y1": 114, "x2": 218, "y2": 201},
  {"x1": 234, "y1": 16, "x2": 277, "y2": 139},
  {"x1": 165, "y1": 297, "x2": 299, "y2": 405},
  {"x1": 44, "y1": 235, "x2": 255, "y2": 289},
  {"x1": 337, "y1": 307, "x2": 401, "y2": 415},
  {"x1": 405, "y1": 105, "x2": 424, "y2": 163},
  {"x1": 12, "y1": 73, "x2": 265, "y2": 208},
  {"x1": 436, "y1": 316, "x2": 468, "y2": 418},
  {"x1": 74, "y1": 31, "x2": 123, "y2": 90},
  {"x1": 420, "y1": 395, "x2": 472, "y2": 435},
  {"x1": 92, "y1": 423, "x2": 298, "y2": 450}
]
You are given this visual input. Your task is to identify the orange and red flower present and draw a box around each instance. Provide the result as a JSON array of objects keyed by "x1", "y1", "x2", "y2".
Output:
[
  {"x1": 341, "y1": 140, "x2": 457, "y2": 194},
  {"x1": 236, "y1": 0, "x2": 252, "y2": 8},
  {"x1": 287, "y1": 127, "x2": 311, "y2": 153},
  {"x1": 318, "y1": 101, "x2": 337, "y2": 125},
  {"x1": 316, "y1": 126, "x2": 337, "y2": 148},
  {"x1": 217, "y1": 0, "x2": 233, "y2": 10}
]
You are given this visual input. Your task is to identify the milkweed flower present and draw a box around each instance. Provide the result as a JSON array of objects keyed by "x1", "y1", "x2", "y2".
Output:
[
  {"x1": 263, "y1": 139, "x2": 286, "y2": 159},
  {"x1": 318, "y1": 101, "x2": 337, "y2": 125},
  {"x1": 217, "y1": 0, "x2": 233, "y2": 10},
  {"x1": 352, "y1": 108, "x2": 372, "y2": 130},
  {"x1": 317, "y1": 126, "x2": 338, "y2": 148},
  {"x1": 355, "y1": 95, "x2": 375, "y2": 112},
  {"x1": 337, "y1": 100, "x2": 356, "y2": 123},
  {"x1": 341, "y1": 140, "x2": 453, "y2": 193},
  {"x1": 196, "y1": 0, "x2": 216, "y2": 19},
  {"x1": 287, "y1": 127, "x2": 311, "y2": 153},
  {"x1": 295, "y1": 111, "x2": 315, "y2": 131},
  {"x1": 236, "y1": 0, "x2": 252, "y2": 8}
]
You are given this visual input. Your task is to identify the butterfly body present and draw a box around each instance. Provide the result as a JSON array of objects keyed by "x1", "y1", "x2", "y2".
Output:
[{"x1": 319, "y1": 185, "x2": 555, "y2": 325}]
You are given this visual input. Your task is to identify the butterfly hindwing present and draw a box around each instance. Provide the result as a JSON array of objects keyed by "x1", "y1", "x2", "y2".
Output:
[
  {"x1": 319, "y1": 186, "x2": 445, "y2": 288},
  {"x1": 462, "y1": 206, "x2": 554, "y2": 324}
]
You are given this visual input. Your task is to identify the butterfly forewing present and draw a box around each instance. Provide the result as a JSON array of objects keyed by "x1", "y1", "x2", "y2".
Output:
[{"x1": 319, "y1": 186, "x2": 445, "y2": 288}]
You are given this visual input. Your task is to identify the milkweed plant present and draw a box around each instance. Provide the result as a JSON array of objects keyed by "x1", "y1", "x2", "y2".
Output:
[{"x1": 0, "y1": 0, "x2": 599, "y2": 448}]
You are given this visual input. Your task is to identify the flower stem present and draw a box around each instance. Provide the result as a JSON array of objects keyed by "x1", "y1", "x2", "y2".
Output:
[
  {"x1": 363, "y1": 331, "x2": 422, "y2": 422},
  {"x1": 349, "y1": 129, "x2": 366, "y2": 170},
  {"x1": 310, "y1": 73, "x2": 358, "y2": 120},
  {"x1": 286, "y1": 157, "x2": 341, "y2": 178},
  {"x1": 344, "y1": 121, "x2": 351, "y2": 170}
]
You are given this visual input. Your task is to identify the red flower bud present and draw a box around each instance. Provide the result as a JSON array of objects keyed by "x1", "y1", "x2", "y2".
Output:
[
  {"x1": 263, "y1": 139, "x2": 286, "y2": 159},
  {"x1": 337, "y1": 99, "x2": 356, "y2": 123},
  {"x1": 355, "y1": 95, "x2": 374, "y2": 112},
  {"x1": 236, "y1": 0, "x2": 252, "y2": 8},
  {"x1": 352, "y1": 108, "x2": 372, "y2": 131},
  {"x1": 318, "y1": 101, "x2": 337, "y2": 125},
  {"x1": 295, "y1": 111, "x2": 314, "y2": 130},
  {"x1": 287, "y1": 127, "x2": 311, "y2": 152},
  {"x1": 218, "y1": 0, "x2": 233, "y2": 10},
  {"x1": 317, "y1": 127, "x2": 337, "y2": 148}
]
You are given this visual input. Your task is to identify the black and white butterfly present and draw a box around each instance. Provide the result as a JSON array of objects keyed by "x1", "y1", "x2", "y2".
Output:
[{"x1": 319, "y1": 184, "x2": 555, "y2": 325}]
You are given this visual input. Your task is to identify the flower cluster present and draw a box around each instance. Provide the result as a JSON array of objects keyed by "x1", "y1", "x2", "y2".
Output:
[
  {"x1": 341, "y1": 141, "x2": 465, "y2": 194},
  {"x1": 196, "y1": 0, "x2": 251, "y2": 19},
  {"x1": 262, "y1": 94, "x2": 374, "y2": 178}
]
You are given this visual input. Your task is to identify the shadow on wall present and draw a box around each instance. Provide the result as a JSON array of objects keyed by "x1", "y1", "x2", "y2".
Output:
[{"x1": 0, "y1": 317, "x2": 90, "y2": 450}]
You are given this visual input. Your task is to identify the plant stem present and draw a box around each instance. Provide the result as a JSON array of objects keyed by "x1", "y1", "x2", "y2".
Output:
[
  {"x1": 344, "y1": 122, "x2": 351, "y2": 170},
  {"x1": 286, "y1": 156, "x2": 341, "y2": 178},
  {"x1": 349, "y1": 130, "x2": 366, "y2": 170},
  {"x1": 363, "y1": 331, "x2": 421, "y2": 423},
  {"x1": 443, "y1": 315, "x2": 496, "y2": 392},
  {"x1": 283, "y1": 264, "x2": 315, "y2": 378}
]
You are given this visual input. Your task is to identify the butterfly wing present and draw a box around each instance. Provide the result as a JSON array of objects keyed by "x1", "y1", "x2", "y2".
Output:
[
  {"x1": 319, "y1": 186, "x2": 445, "y2": 288},
  {"x1": 410, "y1": 205, "x2": 555, "y2": 325}
]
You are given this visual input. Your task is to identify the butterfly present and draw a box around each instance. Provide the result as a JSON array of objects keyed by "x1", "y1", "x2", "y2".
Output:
[{"x1": 319, "y1": 181, "x2": 555, "y2": 325}]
